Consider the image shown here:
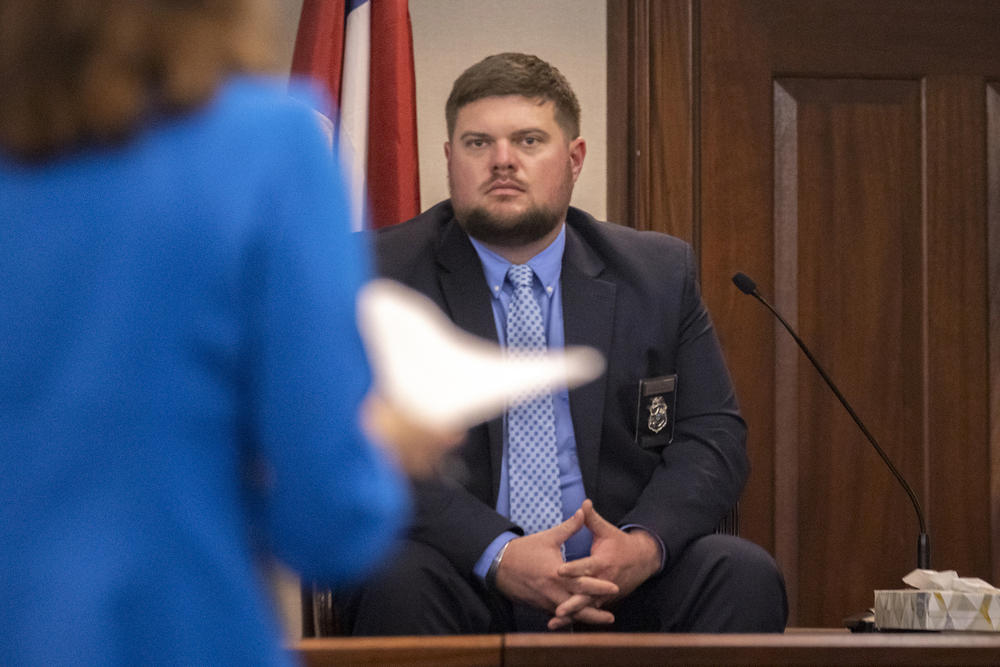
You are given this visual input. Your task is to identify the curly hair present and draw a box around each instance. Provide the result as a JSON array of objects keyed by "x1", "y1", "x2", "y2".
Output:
[
  {"x1": 445, "y1": 52, "x2": 581, "y2": 142},
  {"x1": 0, "y1": 0, "x2": 277, "y2": 161}
]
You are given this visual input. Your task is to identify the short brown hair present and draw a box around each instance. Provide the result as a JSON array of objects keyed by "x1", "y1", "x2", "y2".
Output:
[
  {"x1": 445, "y1": 52, "x2": 581, "y2": 141},
  {"x1": 0, "y1": 0, "x2": 277, "y2": 161}
]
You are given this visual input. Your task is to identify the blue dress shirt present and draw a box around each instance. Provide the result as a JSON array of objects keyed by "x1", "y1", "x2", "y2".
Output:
[
  {"x1": 468, "y1": 225, "x2": 593, "y2": 579},
  {"x1": 467, "y1": 224, "x2": 667, "y2": 583}
]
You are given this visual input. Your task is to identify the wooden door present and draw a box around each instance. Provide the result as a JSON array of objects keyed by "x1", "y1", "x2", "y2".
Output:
[{"x1": 609, "y1": 0, "x2": 1000, "y2": 626}]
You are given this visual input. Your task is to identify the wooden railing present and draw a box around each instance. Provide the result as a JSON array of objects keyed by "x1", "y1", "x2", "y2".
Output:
[{"x1": 295, "y1": 629, "x2": 1000, "y2": 666}]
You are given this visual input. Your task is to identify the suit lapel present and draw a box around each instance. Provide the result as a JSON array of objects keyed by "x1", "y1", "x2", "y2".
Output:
[
  {"x1": 561, "y1": 222, "x2": 615, "y2": 498},
  {"x1": 430, "y1": 212, "x2": 617, "y2": 503},
  {"x1": 433, "y1": 218, "x2": 505, "y2": 501},
  {"x1": 435, "y1": 220, "x2": 498, "y2": 343}
]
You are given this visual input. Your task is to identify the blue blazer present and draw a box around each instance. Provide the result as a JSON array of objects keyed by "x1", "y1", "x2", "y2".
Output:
[
  {"x1": 0, "y1": 77, "x2": 407, "y2": 666},
  {"x1": 374, "y1": 200, "x2": 747, "y2": 574}
]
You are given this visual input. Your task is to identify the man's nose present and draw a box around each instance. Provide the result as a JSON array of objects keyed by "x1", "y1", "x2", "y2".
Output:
[{"x1": 491, "y1": 141, "x2": 516, "y2": 173}]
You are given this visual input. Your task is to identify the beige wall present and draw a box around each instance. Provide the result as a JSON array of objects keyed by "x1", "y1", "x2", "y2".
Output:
[
  {"x1": 274, "y1": 1, "x2": 303, "y2": 75},
  {"x1": 277, "y1": 0, "x2": 607, "y2": 220},
  {"x1": 410, "y1": 0, "x2": 607, "y2": 219}
]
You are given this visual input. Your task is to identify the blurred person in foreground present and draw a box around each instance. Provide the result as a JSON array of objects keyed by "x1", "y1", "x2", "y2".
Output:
[{"x1": 0, "y1": 1, "x2": 455, "y2": 664}]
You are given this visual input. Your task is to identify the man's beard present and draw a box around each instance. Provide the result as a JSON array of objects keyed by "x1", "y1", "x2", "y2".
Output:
[{"x1": 455, "y1": 205, "x2": 563, "y2": 247}]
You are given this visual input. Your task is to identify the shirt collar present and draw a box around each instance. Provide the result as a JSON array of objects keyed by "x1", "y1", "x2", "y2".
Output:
[{"x1": 467, "y1": 223, "x2": 567, "y2": 298}]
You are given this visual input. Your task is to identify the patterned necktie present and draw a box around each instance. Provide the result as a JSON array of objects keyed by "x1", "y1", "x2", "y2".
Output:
[{"x1": 505, "y1": 264, "x2": 562, "y2": 535}]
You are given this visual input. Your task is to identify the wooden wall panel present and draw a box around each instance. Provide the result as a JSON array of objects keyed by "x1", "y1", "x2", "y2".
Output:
[
  {"x1": 607, "y1": 1, "x2": 695, "y2": 240},
  {"x1": 694, "y1": 0, "x2": 779, "y2": 559},
  {"x1": 988, "y1": 83, "x2": 1000, "y2": 587},
  {"x1": 923, "y1": 76, "x2": 992, "y2": 585},
  {"x1": 610, "y1": 0, "x2": 1000, "y2": 626},
  {"x1": 774, "y1": 79, "x2": 926, "y2": 624}
]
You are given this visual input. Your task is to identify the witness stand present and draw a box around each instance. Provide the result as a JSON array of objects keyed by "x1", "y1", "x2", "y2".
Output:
[{"x1": 295, "y1": 629, "x2": 1000, "y2": 666}]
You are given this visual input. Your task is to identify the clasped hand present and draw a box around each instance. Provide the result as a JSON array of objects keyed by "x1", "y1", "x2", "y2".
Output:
[{"x1": 493, "y1": 499, "x2": 661, "y2": 630}]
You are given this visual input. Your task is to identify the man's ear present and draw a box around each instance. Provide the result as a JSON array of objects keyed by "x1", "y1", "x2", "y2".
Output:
[
  {"x1": 444, "y1": 141, "x2": 452, "y2": 163},
  {"x1": 568, "y1": 137, "x2": 587, "y2": 183}
]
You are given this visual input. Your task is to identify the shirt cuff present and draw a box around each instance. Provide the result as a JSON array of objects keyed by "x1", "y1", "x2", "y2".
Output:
[
  {"x1": 473, "y1": 531, "x2": 519, "y2": 582},
  {"x1": 621, "y1": 523, "x2": 666, "y2": 573}
]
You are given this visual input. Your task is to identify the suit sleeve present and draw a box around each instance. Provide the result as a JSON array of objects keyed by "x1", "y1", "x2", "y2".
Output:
[
  {"x1": 619, "y1": 242, "x2": 748, "y2": 567},
  {"x1": 407, "y1": 473, "x2": 522, "y2": 574}
]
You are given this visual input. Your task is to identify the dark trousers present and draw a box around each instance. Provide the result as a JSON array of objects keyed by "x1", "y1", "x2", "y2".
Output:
[{"x1": 338, "y1": 533, "x2": 788, "y2": 635}]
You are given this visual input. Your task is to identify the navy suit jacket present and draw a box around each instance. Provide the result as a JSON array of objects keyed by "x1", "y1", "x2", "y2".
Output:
[{"x1": 373, "y1": 200, "x2": 747, "y2": 575}]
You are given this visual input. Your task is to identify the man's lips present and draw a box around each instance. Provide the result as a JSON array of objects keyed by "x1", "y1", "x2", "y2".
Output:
[{"x1": 485, "y1": 180, "x2": 525, "y2": 195}]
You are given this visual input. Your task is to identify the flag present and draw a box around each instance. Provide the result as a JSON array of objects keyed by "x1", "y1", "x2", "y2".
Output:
[{"x1": 291, "y1": 0, "x2": 421, "y2": 231}]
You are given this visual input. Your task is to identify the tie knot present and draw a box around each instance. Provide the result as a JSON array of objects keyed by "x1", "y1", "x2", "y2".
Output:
[{"x1": 507, "y1": 264, "x2": 535, "y2": 289}]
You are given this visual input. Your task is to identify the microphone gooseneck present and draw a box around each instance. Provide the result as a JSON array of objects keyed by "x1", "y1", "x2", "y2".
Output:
[{"x1": 732, "y1": 272, "x2": 930, "y2": 570}]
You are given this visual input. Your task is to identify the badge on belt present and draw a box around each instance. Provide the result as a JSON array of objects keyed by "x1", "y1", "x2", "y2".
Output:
[{"x1": 634, "y1": 374, "x2": 677, "y2": 450}]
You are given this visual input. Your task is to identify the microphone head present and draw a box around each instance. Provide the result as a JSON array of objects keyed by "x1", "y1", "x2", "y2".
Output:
[{"x1": 732, "y1": 272, "x2": 757, "y2": 295}]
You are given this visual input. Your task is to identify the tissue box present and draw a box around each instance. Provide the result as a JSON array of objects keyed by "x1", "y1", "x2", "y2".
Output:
[{"x1": 875, "y1": 589, "x2": 1000, "y2": 632}]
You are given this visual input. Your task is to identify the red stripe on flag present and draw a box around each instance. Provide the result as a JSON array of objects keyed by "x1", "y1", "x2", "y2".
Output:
[
  {"x1": 367, "y1": 0, "x2": 420, "y2": 229},
  {"x1": 291, "y1": 0, "x2": 348, "y2": 107}
]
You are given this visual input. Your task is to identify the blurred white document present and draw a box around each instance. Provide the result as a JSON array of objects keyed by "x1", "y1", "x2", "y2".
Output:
[{"x1": 357, "y1": 279, "x2": 605, "y2": 431}]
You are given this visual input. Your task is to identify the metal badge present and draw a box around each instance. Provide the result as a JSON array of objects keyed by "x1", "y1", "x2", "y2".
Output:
[
  {"x1": 647, "y1": 395, "x2": 669, "y2": 434},
  {"x1": 634, "y1": 374, "x2": 677, "y2": 450}
]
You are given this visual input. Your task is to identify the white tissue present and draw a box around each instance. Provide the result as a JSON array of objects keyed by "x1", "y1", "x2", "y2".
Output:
[
  {"x1": 902, "y1": 569, "x2": 1000, "y2": 594},
  {"x1": 357, "y1": 278, "x2": 606, "y2": 432}
]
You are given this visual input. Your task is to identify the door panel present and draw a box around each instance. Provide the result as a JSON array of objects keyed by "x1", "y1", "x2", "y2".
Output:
[
  {"x1": 773, "y1": 78, "x2": 927, "y2": 624},
  {"x1": 610, "y1": 0, "x2": 1000, "y2": 626}
]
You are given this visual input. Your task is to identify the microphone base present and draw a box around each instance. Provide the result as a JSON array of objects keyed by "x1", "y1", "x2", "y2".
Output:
[
  {"x1": 843, "y1": 609, "x2": 877, "y2": 633},
  {"x1": 843, "y1": 610, "x2": 944, "y2": 633}
]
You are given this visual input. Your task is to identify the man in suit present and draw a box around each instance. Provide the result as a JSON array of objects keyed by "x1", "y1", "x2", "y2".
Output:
[{"x1": 343, "y1": 52, "x2": 787, "y2": 634}]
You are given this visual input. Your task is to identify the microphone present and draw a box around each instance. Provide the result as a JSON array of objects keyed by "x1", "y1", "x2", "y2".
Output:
[{"x1": 732, "y1": 272, "x2": 930, "y2": 570}]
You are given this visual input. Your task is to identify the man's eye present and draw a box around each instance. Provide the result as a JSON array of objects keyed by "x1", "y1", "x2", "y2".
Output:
[
  {"x1": 522, "y1": 136, "x2": 539, "y2": 146},
  {"x1": 467, "y1": 138, "x2": 487, "y2": 148}
]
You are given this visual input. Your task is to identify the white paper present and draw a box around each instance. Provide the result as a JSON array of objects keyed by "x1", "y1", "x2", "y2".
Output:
[{"x1": 357, "y1": 279, "x2": 606, "y2": 432}]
